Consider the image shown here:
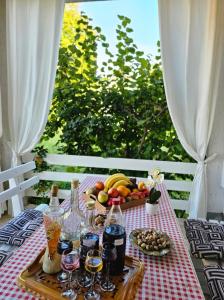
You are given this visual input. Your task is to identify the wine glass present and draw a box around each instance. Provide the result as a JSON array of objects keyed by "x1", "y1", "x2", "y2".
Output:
[
  {"x1": 61, "y1": 248, "x2": 80, "y2": 299},
  {"x1": 100, "y1": 242, "x2": 117, "y2": 292},
  {"x1": 78, "y1": 233, "x2": 99, "y2": 288},
  {"x1": 84, "y1": 249, "x2": 103, "y2": 300},
  {"x1": 78, "y1": 246, "x2": 92, "y2": 288},
  {"x1": 57, "y1": 240, "x2": 73, "y2": 282}
]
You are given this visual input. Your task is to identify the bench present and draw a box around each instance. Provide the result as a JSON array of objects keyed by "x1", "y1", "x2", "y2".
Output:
[{"x1": 0, "y1": 161, "x2": 39, "y2": 216}]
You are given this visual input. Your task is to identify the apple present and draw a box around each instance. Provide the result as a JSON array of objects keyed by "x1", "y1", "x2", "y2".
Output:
[
  {"x1": 119, "y1": 196, "x2": 126, "y2": 204},
  {"x1": 98, "y1": 191, "x2": 108, "y2": 204},
  {"x1": 138, "y1": 181, "x2": 146, "y2": 191},
  {"x1": 107, "y1": 199, "x2": 113, "y2": 206},
  {"x1": 95, "y1": 181, "x2": 104, "y2": 191},
  {"x1": 142, "y1": 188, "x2": 149, "y2": 197},
  {"x1": 108, "y1": 188, "x2": 119, "y2": 198}
]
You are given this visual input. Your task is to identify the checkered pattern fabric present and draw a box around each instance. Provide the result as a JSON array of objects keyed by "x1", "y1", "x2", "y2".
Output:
[
  {"x1": 204, "y1": 265, "x2": 224, "y2": 300},
  {"x1": 0, "y1": 177, "x2": 204, "y2": 300},
  {"x1": 184, "y1": 219, "x2": 224, "y2": 259}
]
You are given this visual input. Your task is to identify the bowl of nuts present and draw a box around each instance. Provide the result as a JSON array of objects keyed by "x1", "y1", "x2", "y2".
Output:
[{"x1": 129, "y1": 228, "x2": 172, "y2": 256}]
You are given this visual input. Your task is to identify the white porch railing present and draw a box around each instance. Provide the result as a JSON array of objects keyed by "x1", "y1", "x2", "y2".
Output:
[
  {"x1": 22, "y1": 153, "x2": 197, "y2": 211},
  {"x1": 0, "y1": 161, "x2": 39, "y2": 216}
]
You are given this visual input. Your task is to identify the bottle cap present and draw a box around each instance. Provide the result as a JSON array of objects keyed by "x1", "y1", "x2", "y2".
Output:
[
  {"x1": 71, "y1": 179, "x2": 79, "y2": 189},
  {"x1": 112, "y1": 198, "x2": 120, "y2": 205},
  {"x1": 51, "y1": 184, "x2": 58, "y2": 197}
]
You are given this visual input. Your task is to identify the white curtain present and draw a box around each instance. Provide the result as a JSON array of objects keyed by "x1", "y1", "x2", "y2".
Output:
[
  {"x1": 158, "y1": 0, "x2": 224, "y2": 218},
  {"x1": 0, "y1": 86, "x2": 2, "y2": 138},
  {"x1": 2, "y1": 0, "x2": 64, "y2": 215},
  {"x1": 0, "y1": 86, "x2": 6, "y2": 217}
]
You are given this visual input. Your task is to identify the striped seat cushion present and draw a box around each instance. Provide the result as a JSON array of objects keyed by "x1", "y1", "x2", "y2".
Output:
[
  {"x1": 0, "y1": 209, "x2": 43, "y2": 246},
  {"x1": 204, "y1": 266, "x2": 224, "y2": 300},
  {"x1": 185, "y1": 219, "x2": 224, "y2": 233},
  {"x1": 184, "y1": 219, "x2": 224, "y2": 259},
  {"x1": 0, "y1": 250, "x2": 13, "y2": 266}
]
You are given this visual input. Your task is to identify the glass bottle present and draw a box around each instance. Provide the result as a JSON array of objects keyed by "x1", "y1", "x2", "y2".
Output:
[
  {"x1": 61, "y1": 179, "x2": 84, "y2": 243},
  {"x1": 43, "y1": 184, "x2": 64, "y2": 274},
  {"x1": 80, "y1": 200, "x2": 99, "y2": 247},
  {"x1": 105, "y1": 198, "x2": 124, "y2": 226},
  {"x1": 71, "y1": 179, "x2": 84, "y2": 219},
  {"x1": 79, "y1": 200, "x2": 99, "y2": 288},
  {"x1": 103, "y1": 198, "x2": 126, "y2": 275}
]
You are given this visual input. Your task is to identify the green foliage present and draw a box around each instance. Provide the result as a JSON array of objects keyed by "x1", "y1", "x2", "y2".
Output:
[
  {"x1": 43, "y1": 13, "x2": 192, "y2": 166},
  {"x1": 147, "y1": 188, "x2": 161, "y2": 204},
  {"x1": 38, "y1": 11, "x2": 194, "y2": 217},
  {"x1": 31, "y1": 146, "x2": 52, "y2": 197}
]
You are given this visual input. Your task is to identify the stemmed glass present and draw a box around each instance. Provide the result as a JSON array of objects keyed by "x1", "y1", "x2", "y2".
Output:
[
  {"x1": 101, "y1": 242, "x2": 117, "y2": 292},
  {"x1": 57, "y1": 240, "x2": 73, "y2": 282},
  {"x1": 78, "y1": 247, "x2": 92, "y2": 288},
  {"x1": 61, "y1": 248, "x2": 80, "y2": 299},
  {"x1": 84, "y1": 249, "x2": 103, "y2": 300}
]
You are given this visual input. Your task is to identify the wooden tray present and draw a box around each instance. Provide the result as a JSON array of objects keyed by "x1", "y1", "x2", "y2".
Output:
[
  {"x1": 95, "y1": 198, "x2": 146, "y2": 214},
  {"x1": 17, "y1": 249, "x2": 144, "y2": 300}
]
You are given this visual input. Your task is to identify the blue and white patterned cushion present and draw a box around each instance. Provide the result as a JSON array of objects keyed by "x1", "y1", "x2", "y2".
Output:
[
  {"x1": 184, "y1": 219, "x2": 224, "y2": 259},
  {"x1": 0, "y1": 209, "x2": 43, "y2": 246},
  {"x1": 185, "y1": 219, "x2": 224, "y2": 234},
  {"x1": 0, "y1": 250, "x2": 13, "y2": 266},
  {"x1": 204, "y1": 266, "x2": 224, "y2": 300},
  {"x1": 6, "y1": 209, "x2": 42, "y2": 231}
]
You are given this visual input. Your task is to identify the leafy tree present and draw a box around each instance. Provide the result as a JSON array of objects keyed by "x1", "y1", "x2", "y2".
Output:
[{"x1": 43, "y1": 12, "x2": 192, "y2": 165}]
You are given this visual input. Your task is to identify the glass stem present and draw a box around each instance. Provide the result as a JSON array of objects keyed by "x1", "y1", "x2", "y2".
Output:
[
  {"x1": 68, "y1": 271, "x2": 72, "y2": 290},
  {"x1": 90, "y1": 273, "x2": 95, "y2": 294},
  {"x1": 106, "y1": 262, "x2": 110, "y2": 286}
]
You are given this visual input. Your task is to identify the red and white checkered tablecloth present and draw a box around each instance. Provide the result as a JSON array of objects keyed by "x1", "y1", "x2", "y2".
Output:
[{"x1": 0, "y1": 176, "x2": 205, "y2": 300}]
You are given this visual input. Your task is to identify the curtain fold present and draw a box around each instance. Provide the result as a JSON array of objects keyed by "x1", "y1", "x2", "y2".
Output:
[
  {"x1": 0, "y1": 87, "x2": 2, "y2": 138},
  {"x1": 1, "y1": 0, "x2": 64, "y2": 215},
  {"x1": 158, "y1": 0, "x2": 224, "y2": 218}
]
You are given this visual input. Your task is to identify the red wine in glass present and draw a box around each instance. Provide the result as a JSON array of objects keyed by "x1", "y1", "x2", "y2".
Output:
[
  {"x1": 61, "y1": 249, "x2": 80, "y2": 299},
  {"x1": 61, "y1": 256, "x2": 79, "y2": 271}
]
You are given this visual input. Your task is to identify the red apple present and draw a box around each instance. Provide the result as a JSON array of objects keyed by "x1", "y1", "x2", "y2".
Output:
[
  {"x1": 107, "y1": 199, "x2": 113, "y2": 206},
  {"x1": 119, "y1": 196, "x2": 126, "y2": 204},
  {"x1": 95, "y1": 181, "x2": 104, "y2": 191},
  {"x1": 142, "y1": 188, "x2": 149, "y2": 197},
  {"x1": 108, "y1": 188, "x2": 119, "y2": 198}
]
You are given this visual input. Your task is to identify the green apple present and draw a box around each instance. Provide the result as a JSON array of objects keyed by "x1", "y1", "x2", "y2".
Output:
[{"x1": 98, "y1": 191, "x2": 108, "y2": 204}]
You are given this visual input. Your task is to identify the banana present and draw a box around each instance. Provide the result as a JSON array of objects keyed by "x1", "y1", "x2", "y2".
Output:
[
  {"x1": 112, "y1": 179, "x2": 131, "y2": 189},
  {"x1": 104, "y1": 173, "x2": 129, "y2": 191},
  {"x1": 104, "y1": 173, "x2": 124, "y2": 188}
]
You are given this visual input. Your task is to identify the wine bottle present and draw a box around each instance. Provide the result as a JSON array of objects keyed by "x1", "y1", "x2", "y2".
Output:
[{"x1": 103, "y1": 198, "x2": 126, "y2": 275}]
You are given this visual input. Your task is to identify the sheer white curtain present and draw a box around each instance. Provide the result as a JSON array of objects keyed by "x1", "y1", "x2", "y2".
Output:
[
  {"x1": 158, "y1": 0, "x2": 224, "y2": 218},
  {"x1": 2, "y1": 0, "x2": 64, "y2": 215},
  {"x1": 0, "y1": 87, "x2": 6, "y2": 217},
  {"x1": 0, "y1": 87, "x2": 2, "y2": 138}
]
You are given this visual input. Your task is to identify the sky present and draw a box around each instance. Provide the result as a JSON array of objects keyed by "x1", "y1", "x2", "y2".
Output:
[{"x1": 79, "y1": 0, "x2": 160, "y2": 67}]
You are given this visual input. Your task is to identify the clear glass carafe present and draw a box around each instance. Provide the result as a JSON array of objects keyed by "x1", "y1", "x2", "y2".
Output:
[{"x1": 61, "y1": 179, "x2": 85, "y2": 243}]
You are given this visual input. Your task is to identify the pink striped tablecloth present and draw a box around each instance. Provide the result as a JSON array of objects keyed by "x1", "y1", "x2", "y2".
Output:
[{"x1": 0, "y1": 176, "x2": 205, "y2": 300}]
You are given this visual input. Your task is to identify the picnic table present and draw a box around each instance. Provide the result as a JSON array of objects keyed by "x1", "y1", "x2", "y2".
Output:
[{"x1": 0, "y1": 176, "x2": 205, "y2": 299}]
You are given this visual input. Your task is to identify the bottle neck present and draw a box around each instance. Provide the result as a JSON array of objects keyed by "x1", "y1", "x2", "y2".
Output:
[
  {"x1": 71, "y1": 185, "x2": 84, "y2": 217},
  {"x1": 49, "y1": 196, "x2": 60, "y2": 208},
  {"x1": 112, "y1": 204, "x2": 122, "y2": 213}
]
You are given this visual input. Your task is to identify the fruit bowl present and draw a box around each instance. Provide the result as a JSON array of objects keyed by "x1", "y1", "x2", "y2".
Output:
[{"x1": 84, "y1": 174, "x2": 149, "y2": 213}]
